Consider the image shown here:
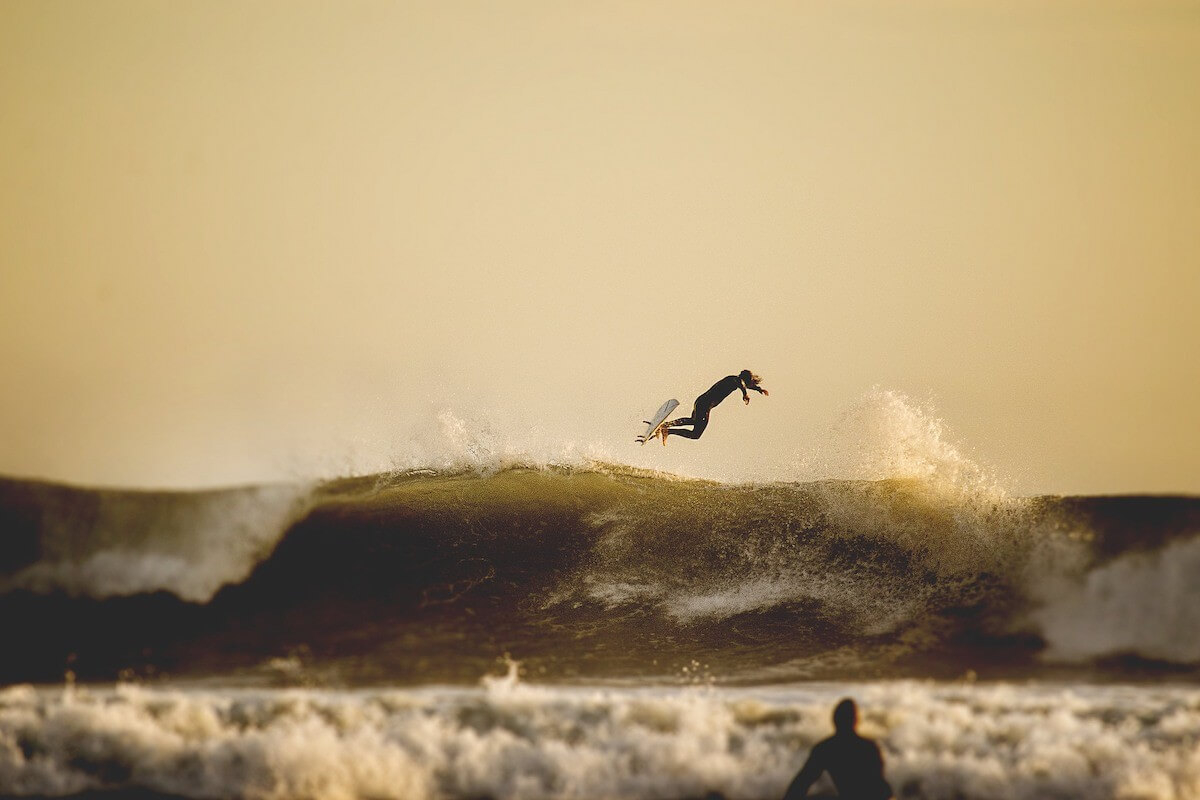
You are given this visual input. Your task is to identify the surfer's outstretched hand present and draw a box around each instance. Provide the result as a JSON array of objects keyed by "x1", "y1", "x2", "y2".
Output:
[{"x1": 743, "y1": 395, "x2": 750, "y2": 405}]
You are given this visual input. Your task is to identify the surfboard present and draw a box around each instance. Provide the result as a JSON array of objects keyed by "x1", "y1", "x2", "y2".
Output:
[{"x1": 636, "y1": 399, "x2": 679, "y2": 445}]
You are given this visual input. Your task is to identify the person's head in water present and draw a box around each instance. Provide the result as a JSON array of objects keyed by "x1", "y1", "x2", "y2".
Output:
[
  {"x1": 739, "y1": 369, "x2": 763, "y2": 389},
  {"x1": 832, "y1": 698, "x2": 857, "y2": 734}
]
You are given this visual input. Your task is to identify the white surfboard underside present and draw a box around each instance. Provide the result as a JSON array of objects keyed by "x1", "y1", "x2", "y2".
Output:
[{"x1": 637, "y1": 398, "x2": 679, "y2": 444}]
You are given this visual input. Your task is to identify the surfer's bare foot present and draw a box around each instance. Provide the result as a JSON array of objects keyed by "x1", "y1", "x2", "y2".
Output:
[{"x1": 660, "y1": 426, "x2": 669, "y2": 445}]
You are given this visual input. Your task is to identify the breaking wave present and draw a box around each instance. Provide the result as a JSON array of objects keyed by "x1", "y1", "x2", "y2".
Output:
[{"x1": 1, "y1": 461, "x2": 1197, "y2": 686}]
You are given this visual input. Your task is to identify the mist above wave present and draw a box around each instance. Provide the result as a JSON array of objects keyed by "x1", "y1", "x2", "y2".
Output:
[{"x1": 272, "y1": 386, "x2": 1006, "y2": 494}]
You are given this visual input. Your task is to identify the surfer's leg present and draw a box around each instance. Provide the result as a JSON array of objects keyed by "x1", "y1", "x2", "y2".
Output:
[
  {"x1": 664, "y1": 424, "x2": 703, "y2": 439},
  {"x1": 664, "y1": 405, "x2": 710, "y2": 439},
  {"x1": 662, "y1": 398, "x2": 699, "y2": 434},
  {"x1": 662, "y1": 399, "x2": 700, "y2": 431}
]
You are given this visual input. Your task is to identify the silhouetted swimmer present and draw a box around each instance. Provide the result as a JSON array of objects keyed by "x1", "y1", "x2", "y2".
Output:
[
  {"x1": 782, "y1": 699, "x2": 893, "y2": 800},
  {"x1": 661, "y1": 370, "x2": 768, "y2": 443}
]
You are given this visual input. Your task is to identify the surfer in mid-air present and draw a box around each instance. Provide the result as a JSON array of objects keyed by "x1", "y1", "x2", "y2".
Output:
[{"x1": 659, "y1": 369, "x2": 768, "y2": 444}]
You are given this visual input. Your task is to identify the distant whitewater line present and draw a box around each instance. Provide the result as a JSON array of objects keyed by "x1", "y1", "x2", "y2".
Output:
[
  {"x1": 1, "y1": 680, "x2": 1197, "y2": 800},
  {"x1": 1, "y1": 464, "x2": 1197, "y2": 686}
]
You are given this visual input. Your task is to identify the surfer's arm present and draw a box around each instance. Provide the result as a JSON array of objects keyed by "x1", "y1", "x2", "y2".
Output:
[
  {"x1": 781, "y1": 748, "x2": 824, "y2": 800},
  {"x1": 872, "y1": 742, "x2": 894, "y2": 799}
]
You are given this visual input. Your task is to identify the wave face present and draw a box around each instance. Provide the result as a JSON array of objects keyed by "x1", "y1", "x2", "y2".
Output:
[{"x1": 1, "y1": 467, "x2": 1198, "y2": 685}]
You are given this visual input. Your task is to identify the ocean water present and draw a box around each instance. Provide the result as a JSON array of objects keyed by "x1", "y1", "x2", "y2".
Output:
[
  {"x1": 2, "y1": 679, "x2": 1198, "y2": 800},
  {"x1": 1, "y1": 402, "x2": 1198, "y2": 798}
]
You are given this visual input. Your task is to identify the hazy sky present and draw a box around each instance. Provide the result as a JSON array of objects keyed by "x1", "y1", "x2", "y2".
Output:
[{"x1": 2, "y1": 1, "x2": 1197, "y2": 494}]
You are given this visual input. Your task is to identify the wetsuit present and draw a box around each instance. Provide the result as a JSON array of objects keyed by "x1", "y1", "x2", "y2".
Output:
[
  {"x1": 782, "y1": 732, "x2": 893, "y2": 800},
  {"x1": 664, "y1": 374, "x2": 756, "y2": 440}
]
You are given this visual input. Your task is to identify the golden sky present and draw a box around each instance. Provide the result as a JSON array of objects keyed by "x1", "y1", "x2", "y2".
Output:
[{"x1": 2, "y1": 1, "x2": 1197, "y2": 493}]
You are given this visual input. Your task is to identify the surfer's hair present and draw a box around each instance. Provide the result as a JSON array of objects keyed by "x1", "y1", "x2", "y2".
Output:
[
  {"x1": 739, "y1": 370, "x2": 762, "y2": 387},
  {"x1": 833, "y1": 698, "x2": 857, "y2": 732}
]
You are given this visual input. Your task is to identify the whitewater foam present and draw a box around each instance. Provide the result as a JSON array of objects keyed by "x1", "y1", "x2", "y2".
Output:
[
  {"x1": 1, "y1": 680, "x2": 1198, "y2": 799},
  {"x1": 0, "y1": 482, "x2": 308, "y2": 602},
  {"x1": 1033, "y1": 533, "x2": 1200, "y2": 664}
]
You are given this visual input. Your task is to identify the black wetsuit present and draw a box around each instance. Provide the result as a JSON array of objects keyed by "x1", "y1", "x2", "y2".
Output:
[
  {"x1": 664, "y1": 374, "x2": 754, "y2": 440},
  {"x1": 782, "y1": 732, "x2": 893, "y2": 800}
]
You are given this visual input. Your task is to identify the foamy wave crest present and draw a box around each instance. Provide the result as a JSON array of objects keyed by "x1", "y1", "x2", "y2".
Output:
[
  {"x1": 0, "y1": 482, "x2": 308, "y2": 602},
  {"x1": 298, "y1": 387, "x2": 1000, "y2": 492},
  {"x1": 1, "y1": 680, "x2": 1198, "y2": 799},
  {"x1": 1032, "y1": 533, "x2": 1200, "y2": 665}
]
